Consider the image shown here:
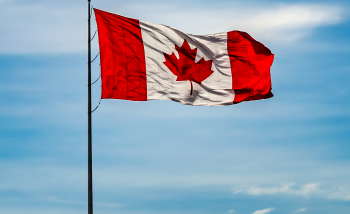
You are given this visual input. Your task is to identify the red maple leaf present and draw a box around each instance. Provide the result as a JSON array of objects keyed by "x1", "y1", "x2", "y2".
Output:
[{"x1": 163, "y1": 40, "x2": 214, "y2": 95}]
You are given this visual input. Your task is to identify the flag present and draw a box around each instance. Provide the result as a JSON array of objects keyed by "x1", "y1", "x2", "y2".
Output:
[{"x1": 94, "y1": 8, "x2": 274, "y2": 106}]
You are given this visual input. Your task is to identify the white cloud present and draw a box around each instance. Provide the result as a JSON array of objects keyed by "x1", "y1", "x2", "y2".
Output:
[
  {"x1": 229, "y1": 4, "x2": 344, "y2": 42},
  {"x1": 252, "y1": 208, "x2": 275, "y2": 214},
  {"x1": 291, "y1": 207, "x2": 307, "y2": 213},
  {"x1": 234, "y1": 183, "x2": 350, "y2": 202},
  {"x1": 228, "y1": 210, "x2": 235, "y2": 213},
  {"x1": 327, "y1": 187, "x2": 350, "y2": 201},
  {"x1": 235, "y1": 183, "x2": 321, "y2": 197}
]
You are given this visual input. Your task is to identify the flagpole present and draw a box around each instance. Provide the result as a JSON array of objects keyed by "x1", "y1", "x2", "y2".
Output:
[{"x1": 87, "y1": 0, "x2": 93, "y2": 214}]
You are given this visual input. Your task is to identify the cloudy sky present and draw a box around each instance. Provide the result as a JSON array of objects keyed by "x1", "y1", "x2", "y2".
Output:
[{"x1": 0, "y1": 0, "x2": 349, "y2": 214}]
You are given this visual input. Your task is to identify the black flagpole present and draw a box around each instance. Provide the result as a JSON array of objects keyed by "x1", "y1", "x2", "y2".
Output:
[{"x1": 87, "y1": 0, "x2": 93, "y2": 214}]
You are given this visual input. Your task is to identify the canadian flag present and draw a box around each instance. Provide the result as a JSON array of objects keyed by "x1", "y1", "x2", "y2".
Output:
[{"x1": 94, "y1": 9, "x2": 274, "y2": 106}]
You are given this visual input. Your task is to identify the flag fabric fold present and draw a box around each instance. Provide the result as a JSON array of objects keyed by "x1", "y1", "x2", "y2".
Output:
[{"x1": 94, "y1": 8, "x2": 274, "y2": 106}]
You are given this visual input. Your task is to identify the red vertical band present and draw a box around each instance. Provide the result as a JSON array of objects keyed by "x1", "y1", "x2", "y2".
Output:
[
  {"x1": 94, "y1": 9, "x2": 147, "y2": 101},
  {"x1": 227, "y1": 31, "x2": 274, "y2": 103}
]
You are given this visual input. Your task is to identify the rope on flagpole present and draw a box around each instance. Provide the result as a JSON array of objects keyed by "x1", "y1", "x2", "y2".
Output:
[
  {"x1": 90, "y1": 30, "x2": 97, "y2": 42},
  {"x1": 86, "y1": 4, "x2": 101, "y2": 114},
  {"x1": 90, "y1": 53, "x2": 99, "y2": 63},
  {"x1": 89, "y1": 5, "x2": 94, "y2": 19},
  {"x1": 89, "y1": 95, "x2": 102, "y2": 114},
  {"x1": 88, "y1": 75, "x2": 100, "y2": 86},
  {"x1": 88, "y1": 4, "x2": 101, "y2": 115}
]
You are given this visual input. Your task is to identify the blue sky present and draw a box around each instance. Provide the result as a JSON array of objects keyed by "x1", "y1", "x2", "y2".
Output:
[{"x1": 0, "y1": 0, "x2": 350, "y2": 214}]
